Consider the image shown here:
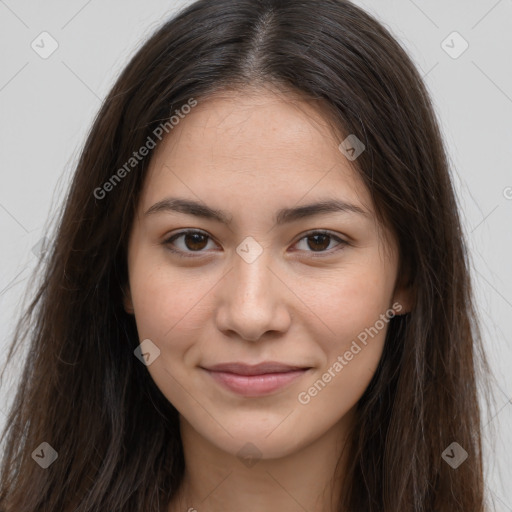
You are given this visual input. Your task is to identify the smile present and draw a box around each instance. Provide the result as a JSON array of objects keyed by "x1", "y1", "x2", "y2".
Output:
[{"x1": 202, "y1": 365, "x2": 311, "y2": 397}]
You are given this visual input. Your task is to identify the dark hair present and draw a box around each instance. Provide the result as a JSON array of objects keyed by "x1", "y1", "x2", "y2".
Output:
[{"x1": 0, "y1": 0, "x2": 493, "y2": 510}]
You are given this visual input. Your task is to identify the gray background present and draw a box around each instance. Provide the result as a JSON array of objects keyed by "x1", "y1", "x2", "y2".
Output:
[{"x1": 0, "y1": 0, "x2": 511, "y2": 509}]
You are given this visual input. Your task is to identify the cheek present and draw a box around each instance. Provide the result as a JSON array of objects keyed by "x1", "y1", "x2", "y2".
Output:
[
  {"x1": 300, "y1": 260, "x2": 394, "y2": 349},
  {"x1": 129, "y1": 255, "x2": 213, "y2": 342},
  {"x1": 295, "y1": 274, "x2": 392, "y2": 425},
  {"x1": 294, "y1": 260, "x2": 393, "y2": 404},
  {"x1": 128, "y1": 263, "x2": 212, "y2": 409}
]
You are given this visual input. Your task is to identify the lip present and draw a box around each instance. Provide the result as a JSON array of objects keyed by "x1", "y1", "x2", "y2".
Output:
[{"x1": 201, "y1": 362, "x2": 311, "y2": 397}]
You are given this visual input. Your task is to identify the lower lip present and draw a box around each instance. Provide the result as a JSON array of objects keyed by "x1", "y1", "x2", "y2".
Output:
[{"x1": 204, "y1": 369, "x2": 309, "y2": 396}]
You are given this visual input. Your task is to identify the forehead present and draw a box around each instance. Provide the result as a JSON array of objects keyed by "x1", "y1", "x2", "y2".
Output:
[{"x1": 140, "y1": 86, "x2": 373, "y2": 216}]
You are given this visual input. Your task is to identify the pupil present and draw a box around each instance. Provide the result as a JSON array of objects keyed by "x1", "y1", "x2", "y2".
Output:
[{"x1": 308, "y1": 234, "x2": 330, "y2": 251}]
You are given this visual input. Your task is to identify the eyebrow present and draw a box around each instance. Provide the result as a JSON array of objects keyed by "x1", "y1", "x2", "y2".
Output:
[{"x1": 144, "y1": 197, "x2": 368, "y2": 225}]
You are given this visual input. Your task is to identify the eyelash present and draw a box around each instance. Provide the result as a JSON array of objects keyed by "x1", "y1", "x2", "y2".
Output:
[{"x1": 162, "y1": 229, "x2": 348, "y2": 258}]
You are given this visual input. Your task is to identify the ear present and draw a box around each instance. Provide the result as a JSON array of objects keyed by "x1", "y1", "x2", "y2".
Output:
[
  {"x1": 123, "y1": 284, "x2": 134, "y2": 314},
  {"x1": 391, "y1": 278, "x2": 414, "y2": 315}
]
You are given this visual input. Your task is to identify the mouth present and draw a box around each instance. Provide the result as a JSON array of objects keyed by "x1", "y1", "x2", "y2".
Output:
[{"x1": 200, "y1": 362, "x2": 312, "y2": 397}]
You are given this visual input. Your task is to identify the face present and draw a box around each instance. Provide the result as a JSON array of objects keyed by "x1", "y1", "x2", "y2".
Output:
[{"x1": 124, "y1": 86, "x2": 411, "y2": 460}]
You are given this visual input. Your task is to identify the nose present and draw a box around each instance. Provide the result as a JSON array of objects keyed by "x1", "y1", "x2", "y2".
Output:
[{"x1": 214, "y1": 247, "x2": 292, "y2": 342}]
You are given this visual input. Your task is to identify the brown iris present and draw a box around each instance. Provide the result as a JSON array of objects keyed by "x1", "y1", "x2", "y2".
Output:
[
  {"x1": 306, "y1": 233, "x2": 331, "y2": 252},
  {"x1": 183, "y1": 232, "x2": 209, "y2": 251}
]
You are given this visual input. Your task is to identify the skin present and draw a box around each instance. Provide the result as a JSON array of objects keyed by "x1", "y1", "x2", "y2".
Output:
[{"x1": 123, "y1": 85, "x2": 412, "y2": 512}]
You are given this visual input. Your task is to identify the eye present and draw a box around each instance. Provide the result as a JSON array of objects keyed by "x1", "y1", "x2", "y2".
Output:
[
  {"x1": 163, "y1": 229, "x2": 348, "y2": 258},
  {"x1": 292, "y1": 230, "x2": 347, "y2": 255},
  {"x1": 163, "y1": 230, "x2": 217, "y2": 257}
]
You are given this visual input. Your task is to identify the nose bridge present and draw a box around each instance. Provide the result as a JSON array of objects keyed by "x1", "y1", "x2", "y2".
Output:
[
  {"x1": 215, "y1": 239, "x2": 290, "y2": 341},
  {"x1": 232, "y1": 247, "x2": 272, "y2": 300}
]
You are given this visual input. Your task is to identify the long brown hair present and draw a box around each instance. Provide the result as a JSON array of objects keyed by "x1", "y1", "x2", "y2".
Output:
[{"x1": 0, "y1": 0, "x2": 493, "y2": 510}]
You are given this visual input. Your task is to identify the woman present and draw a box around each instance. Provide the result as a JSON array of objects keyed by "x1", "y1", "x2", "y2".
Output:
[{"x1": 0, "y1": 0, "x2": 492, "y2": 510}]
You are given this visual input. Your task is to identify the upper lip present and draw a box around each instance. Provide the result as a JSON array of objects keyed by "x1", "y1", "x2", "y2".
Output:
[{"x1": 203, "y1": 362, "x2": 310, "y2": 376}]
